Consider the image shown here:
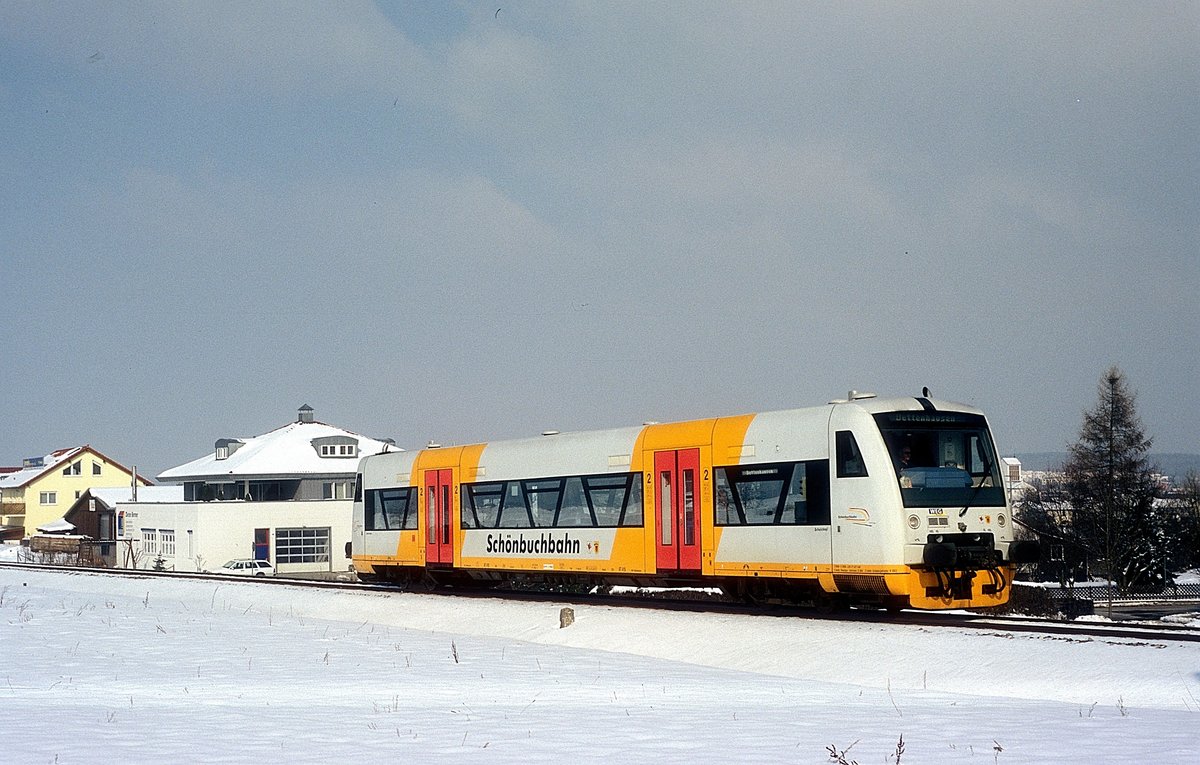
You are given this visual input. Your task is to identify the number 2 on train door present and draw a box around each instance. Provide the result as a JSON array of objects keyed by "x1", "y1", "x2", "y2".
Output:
[
  {"x1": 654, "y1": 449, "x2": 701, "y2": 572},
  {"x1": 425, "y1": 469, "x2": 454, "y2": 565}
]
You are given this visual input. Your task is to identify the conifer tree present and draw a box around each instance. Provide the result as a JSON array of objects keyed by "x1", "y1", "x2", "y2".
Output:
[{"x1": 1063, "y1": 367, "x2": 1162, "y2": 595}]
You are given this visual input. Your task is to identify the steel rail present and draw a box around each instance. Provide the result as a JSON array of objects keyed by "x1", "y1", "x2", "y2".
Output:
[{"x1": 3, "y1": 562, "x2": 1198, "y2": 644}]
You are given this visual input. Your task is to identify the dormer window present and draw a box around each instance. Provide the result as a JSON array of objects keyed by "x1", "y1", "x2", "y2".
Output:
[
  {"x1": 215, "y1": 438, "x2": 244, "y2": 461},
  {"x1": 313, "y1": 436, "x2": 358, "y2": 459}
]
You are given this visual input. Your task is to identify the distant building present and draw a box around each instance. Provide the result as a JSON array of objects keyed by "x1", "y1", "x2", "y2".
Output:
[
  {"x1": 1001, "y1": 456, "x2": 1023, "y2": 502},
  {"x1": 50, "y1": 485, "x2": 185, "y2": 567},
  {"x1": 108, "y1": 406, "x2": 396, "y2": 576},
  {"x1": 0, "y1": 446, "x2": 151, "y2": 538}
]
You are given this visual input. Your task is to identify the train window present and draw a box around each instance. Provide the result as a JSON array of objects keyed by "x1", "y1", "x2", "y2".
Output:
[
  {"x1": 584, "y1": 474, "x2": 638, "y2": 526},
  {"x1": 462, "y1": 483, "x2": 503, "y2": 528},
  {"x1": 426, "y1": 488, "x2": 437, "y2": 544},
  {"x1": 459, "y1": 473, "x2": 644, "y2": 529},
  {"x1": 554, "y1": 478, "x2": 593, "y2": 527},
  {"x1": 835, "y1": 431, "x2": 868, "y2": 478},
  {"x1": 498, "y1": 482, "x2": 535, "y2": 528},
  {"x1": 682, "y1": 469, "x2": 695, "y2": 545},
  {"x1": 874, "y1": 411, "x2": 1006, "y2": 508},
  {"x1": 620, "y1": 475, "x2": 644, "y2": 527},
  {"x1": 714, "y1": 460, "x2": 830, "y2": 526},
  {"x1": 441, "y1": 485, "x2": 451, "y2": 543},
  {"x1": 524, "y1": 479, "x2": 564, "y2": 527},
  {"x1": 365, "y1": 487, "x2": 417, "y2": 531},
  {"x1": 659, "y1": 471, "x2": 673, "y2": 545}
]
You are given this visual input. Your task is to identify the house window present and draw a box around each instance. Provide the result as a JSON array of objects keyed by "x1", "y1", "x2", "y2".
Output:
[
  {"x1": 93, "y1": 461, "x2": 102, "y2": 475},
  {"x1": 39, "y1": 491, "x2": 57, "y2": 505},
  {"x1": 160, "y1": 530, "x2": 175, "y2": 557},
  {"x1": 322, "y1": 481, "x2": 352, "y2": 500},
  {"x1": 315, "y1": 440, "x2": 357, "y2": 458},
  {"x1": 142, "y1": 529, "x2": 157, "y2": 556},
  {"x1": 215, "y1": 446, "x2": 229, "y2": 460},
  {"x1": 62, "y1": 462, "x2": 81, "y2": 476}
]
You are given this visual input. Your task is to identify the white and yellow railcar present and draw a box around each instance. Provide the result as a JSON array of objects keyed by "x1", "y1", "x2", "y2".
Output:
[{"x1": 352, "y1": 393, "x2": 1037, "y2": 610}]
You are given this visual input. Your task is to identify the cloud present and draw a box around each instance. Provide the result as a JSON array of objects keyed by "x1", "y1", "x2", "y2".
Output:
[
  {"x1": 1, "y1": 1, "x2": 431, "y2": 101},
  {"x1": 1, "y1": 2, "x2": 1195, "y2": 460}
]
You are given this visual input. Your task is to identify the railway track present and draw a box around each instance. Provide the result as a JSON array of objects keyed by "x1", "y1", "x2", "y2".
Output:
[{"x1": 5, "y1": 561, "x2": 1199, "y2": 644}]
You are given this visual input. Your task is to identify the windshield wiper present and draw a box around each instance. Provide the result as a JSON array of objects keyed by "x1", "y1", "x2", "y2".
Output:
[{"x1": 958, "y1": 453, "x2": 991, "y2": 518}]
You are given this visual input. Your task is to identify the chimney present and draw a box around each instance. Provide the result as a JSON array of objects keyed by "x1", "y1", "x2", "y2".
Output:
[
  {"x1": 131, "y1": 466, "x2": 138, "y2": 502},
  {"x1": 298, "y1": 404, "x2": 315, "y2": 424}
]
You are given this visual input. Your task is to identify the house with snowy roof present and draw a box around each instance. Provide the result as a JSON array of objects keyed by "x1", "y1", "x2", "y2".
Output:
[
  {"x1": 44, "y1": 485, "x2": 186, "y2": 567},
  {"x1": 108, "y1": 405, "x2": 396, "y2": 576},
  {"x1": 0, "y1": 446, "x2": 151, "y2": 539},
  {"x1": 158, "y1": 403, "x2": 392, "y2": 503}
]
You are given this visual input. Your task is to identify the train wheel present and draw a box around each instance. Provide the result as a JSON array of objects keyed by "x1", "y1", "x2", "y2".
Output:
[
  {"x1": 815, "y1": 594, "x2": 850, "y2": 614},
  {"x1": 883, "y1": 596, "x2": 907, "y2": 615}
]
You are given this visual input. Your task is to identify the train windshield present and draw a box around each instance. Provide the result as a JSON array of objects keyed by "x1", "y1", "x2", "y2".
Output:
[{"x1": 873, "y1": 411, "x2": 1005, "y2": 509}]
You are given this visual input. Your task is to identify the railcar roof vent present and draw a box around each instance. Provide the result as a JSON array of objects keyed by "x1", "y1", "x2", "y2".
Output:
[
  {"x1": 426, "y1": 441, "x2": 442, "y2": 449},
  {"x1": 541, "y1": 430, "x2": 560, "y2": 436},
  {"x1": 848, "y1": 390, "x2": 877, "y2": 401}
]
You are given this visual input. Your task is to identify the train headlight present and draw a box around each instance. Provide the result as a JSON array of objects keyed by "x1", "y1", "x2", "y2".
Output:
[
  {"x1": 907, "y1": 514, "x2": 920, "y2": 529},
  {"x1": 997, "y1": 513, "x2": 1007, "y2": 527}
]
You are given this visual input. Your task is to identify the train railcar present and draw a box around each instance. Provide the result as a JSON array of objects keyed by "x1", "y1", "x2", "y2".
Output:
[{"x1": 351, "y1": 392, "x2": 1039, "y2": 610}]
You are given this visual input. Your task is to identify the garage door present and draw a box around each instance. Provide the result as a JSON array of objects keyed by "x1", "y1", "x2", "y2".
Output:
[{"x1": 276, "y1": 527, "x2": 331, "y2": 571}]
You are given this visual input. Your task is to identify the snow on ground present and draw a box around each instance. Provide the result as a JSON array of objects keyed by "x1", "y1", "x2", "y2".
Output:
[
  {"x1": 1176, "y1": 569, "x2": 1200, "y2": 585},
  {"x1": 2, "y1": 569, "x2": 1198, "y2": 764}
]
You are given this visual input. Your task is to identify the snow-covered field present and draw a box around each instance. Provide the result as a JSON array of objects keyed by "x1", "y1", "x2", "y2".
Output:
[{"x1": 2, "y1": 567, "x2": 1198, "y2": 764}]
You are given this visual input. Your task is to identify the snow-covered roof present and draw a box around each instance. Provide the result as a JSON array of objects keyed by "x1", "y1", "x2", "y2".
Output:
[
  {"x1": 0, "y1": 447, "x2": 86, "y2": 489},
  {"x1": 0, "y1": 446, "x2": 149, "y2": 490},
  {"x1": 157, "y1": 420, "x2": 397, "y2": 482},
  {"x1": 36, "y1": 518, "x2": 76, "y2": 534},
  {"x1": 89, "y1": 486, "x2": 185, "y2": 506}
]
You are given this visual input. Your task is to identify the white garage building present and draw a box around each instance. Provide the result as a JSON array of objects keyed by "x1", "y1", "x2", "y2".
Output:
[{"x1": 115, "y1": 405, "x2": 396, "y2": 576}]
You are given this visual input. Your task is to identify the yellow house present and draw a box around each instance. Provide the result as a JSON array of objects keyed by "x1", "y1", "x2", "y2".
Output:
[{"x1": 0, "y1": 446, "x2": 152, "y2": 538}]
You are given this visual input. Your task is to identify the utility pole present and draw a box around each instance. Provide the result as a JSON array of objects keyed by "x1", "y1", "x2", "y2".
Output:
[{"x1": 1106, "y1": 371, "x2": 1117, "y2": 619}]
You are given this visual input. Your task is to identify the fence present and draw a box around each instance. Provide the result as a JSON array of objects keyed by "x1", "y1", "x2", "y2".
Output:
[{"x1": 1035, "y1": 581, "x2": 1200, "y2": 606}]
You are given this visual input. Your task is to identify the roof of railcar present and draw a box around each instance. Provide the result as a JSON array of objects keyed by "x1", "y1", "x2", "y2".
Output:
[
  {"x1": 359, "y1": 395, "x2": 989, "y2": 476},
  {"x1": 844, "y1": 395, "x2": 986, "y2": 417}
]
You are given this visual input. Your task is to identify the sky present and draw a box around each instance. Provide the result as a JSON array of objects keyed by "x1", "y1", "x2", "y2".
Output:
[
  {"x1": 3, "y1": 567, "x2": 1199, "y2": 763},
  {"x1": 1, "y1": 2, "x2": 1197, "y2": 477}
]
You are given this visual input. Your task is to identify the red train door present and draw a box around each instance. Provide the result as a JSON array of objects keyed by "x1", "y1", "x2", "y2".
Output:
[
  {"x1": 654, "y1": 449, "x2": 701, "y2": 572},
  {"x1": 425, "y1": 469, "x2": 454, "y2": 565}
]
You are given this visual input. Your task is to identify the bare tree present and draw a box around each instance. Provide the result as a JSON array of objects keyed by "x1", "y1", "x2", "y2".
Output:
[
  {"x1": 1015, "y1": 473, "x2": 1081, "y2": 584},
  {"x1": 1171, "y1": 471, "x2": 1200, "y2": 573}
]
